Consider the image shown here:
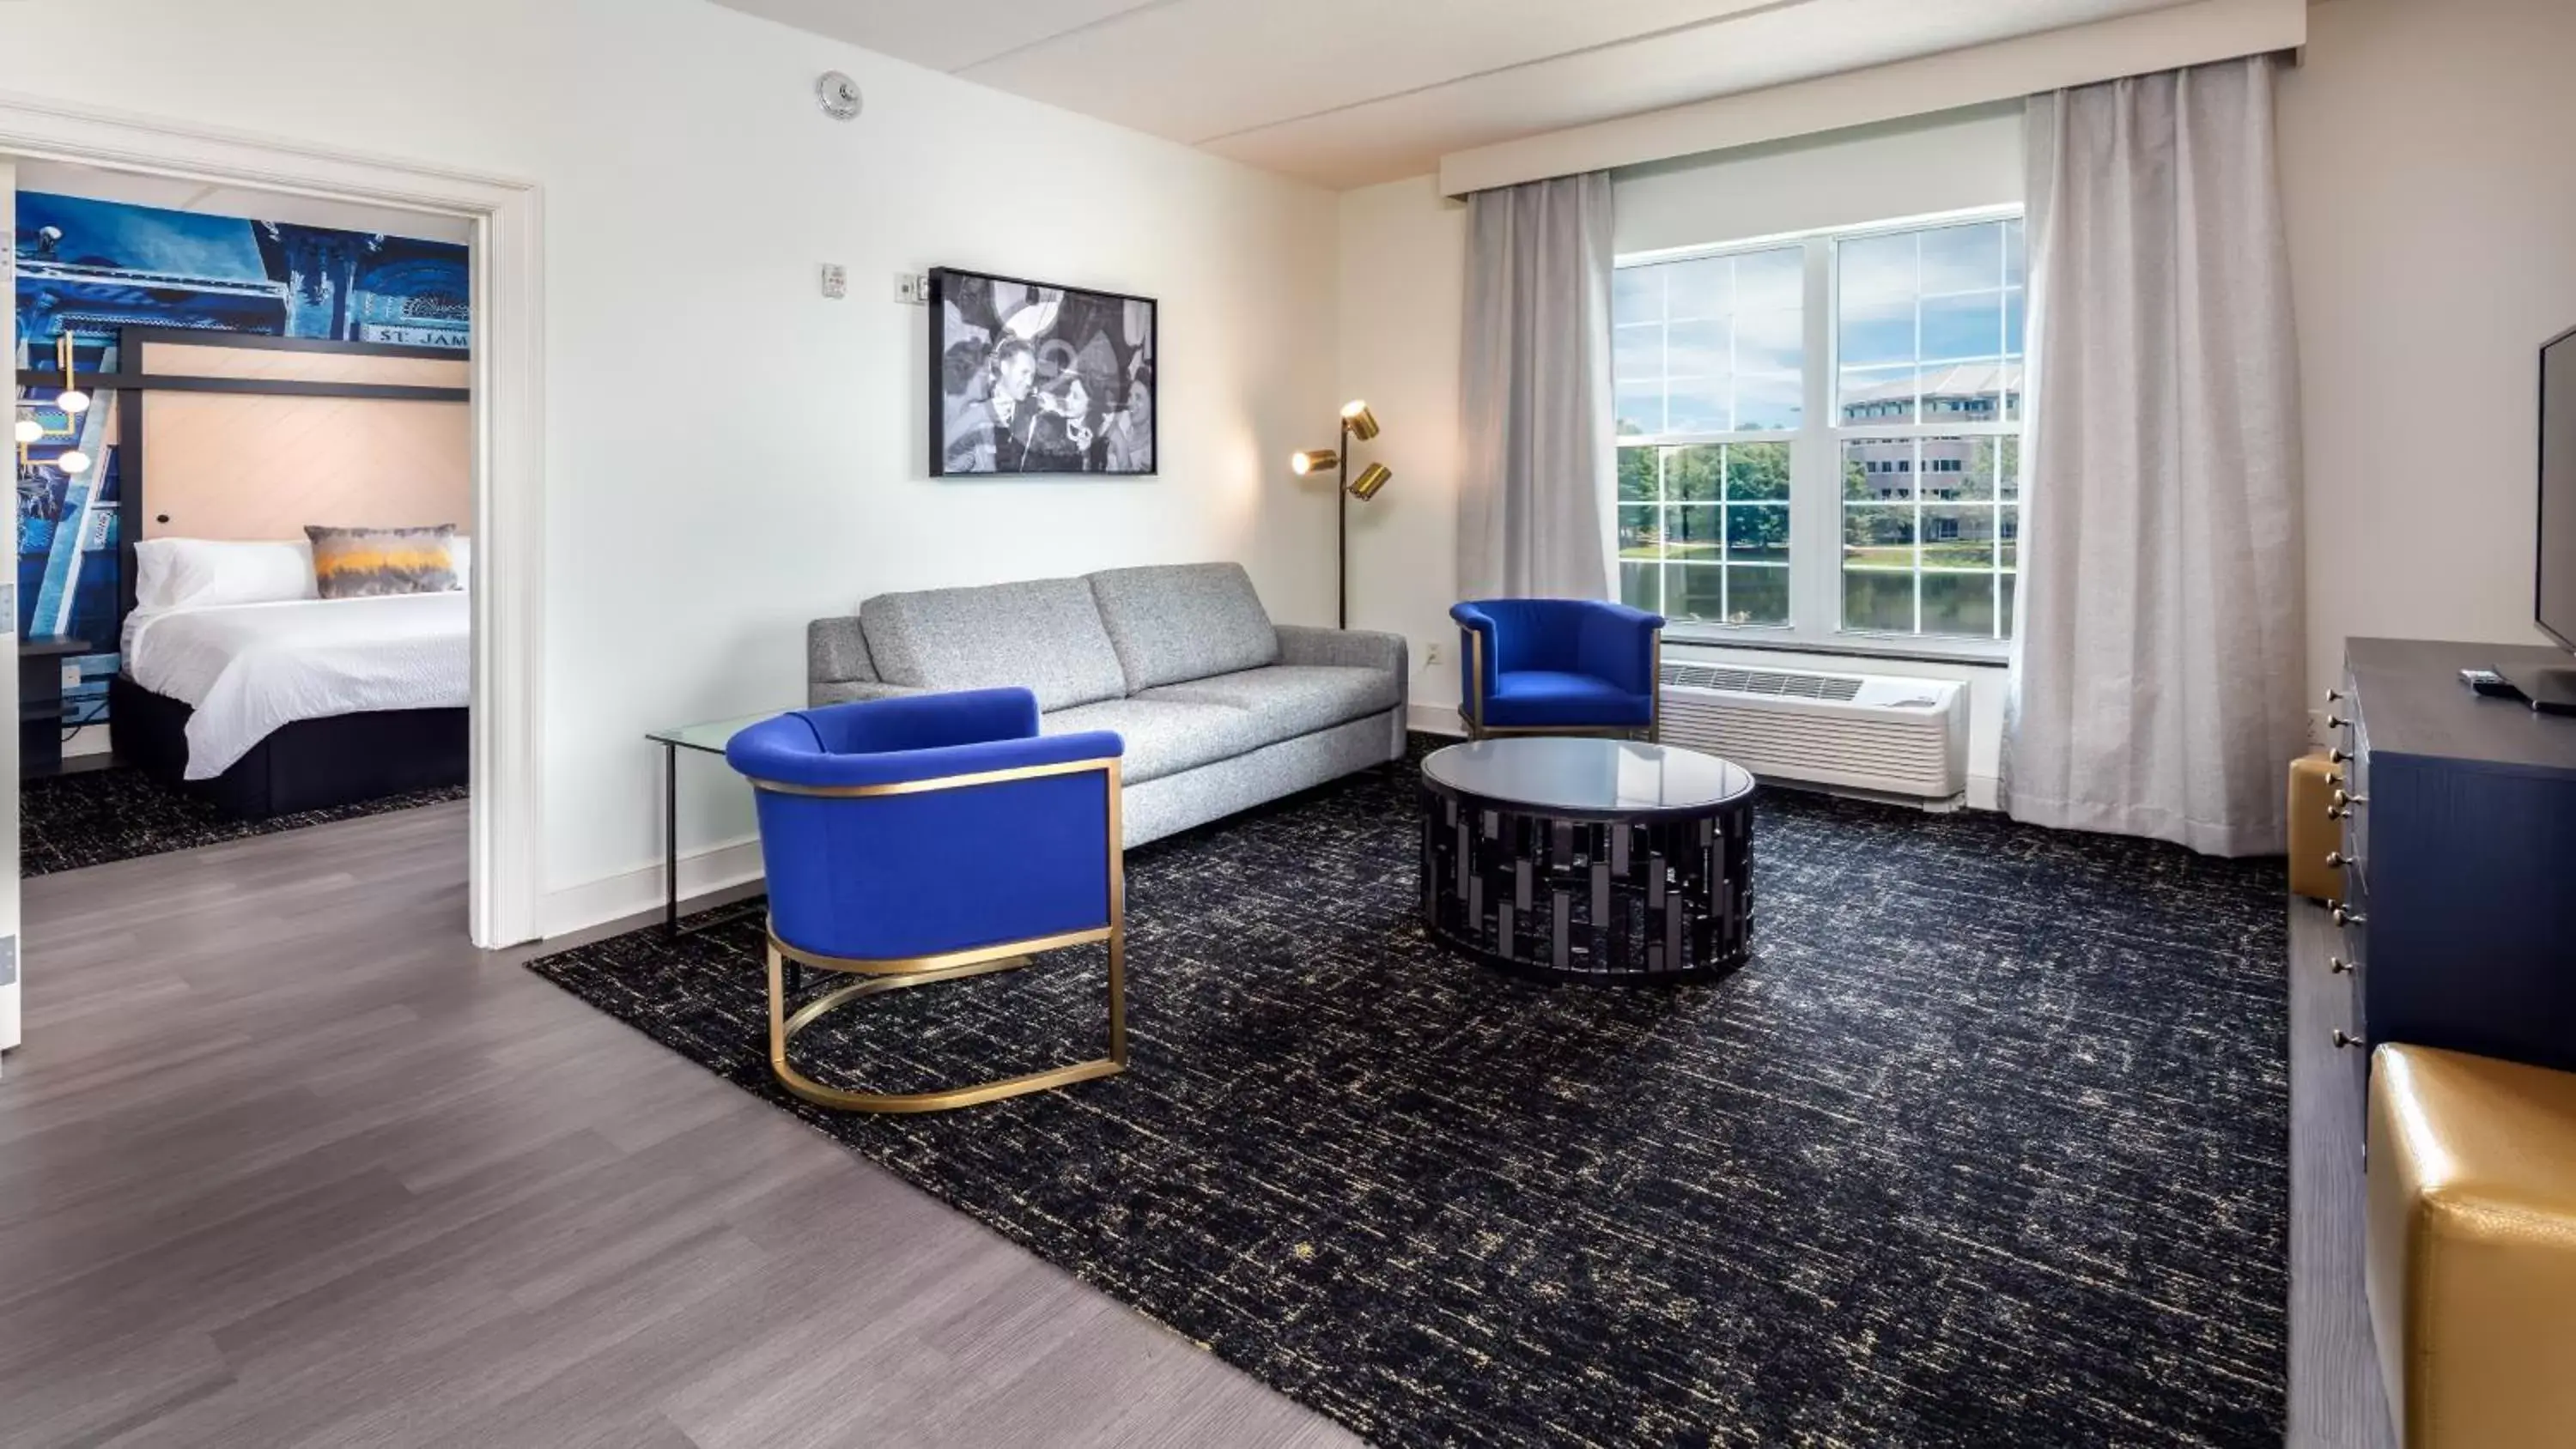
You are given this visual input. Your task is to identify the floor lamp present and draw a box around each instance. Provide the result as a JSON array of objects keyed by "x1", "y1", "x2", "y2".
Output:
[{"x1": 1291, "y1": 400, "x2": 1393, "y2": 629}]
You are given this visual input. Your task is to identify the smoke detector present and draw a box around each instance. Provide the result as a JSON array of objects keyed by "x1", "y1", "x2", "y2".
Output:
[{"x1": 816, "y1": 71, "x2": 862, "y2": 121}]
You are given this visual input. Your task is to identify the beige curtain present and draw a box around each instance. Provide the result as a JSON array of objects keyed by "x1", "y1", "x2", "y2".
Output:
[
  {"x1": 1457, "y1": 173, "x2": 1617, "y2": 602},
  {"x1": 2003, "y1": 55, "x2": 2308, "y2": 856}
]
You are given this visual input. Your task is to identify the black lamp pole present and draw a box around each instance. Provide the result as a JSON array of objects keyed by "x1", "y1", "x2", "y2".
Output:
[{"x1": 1336, "y1": 417, "x2": 1352, "y2": 631}]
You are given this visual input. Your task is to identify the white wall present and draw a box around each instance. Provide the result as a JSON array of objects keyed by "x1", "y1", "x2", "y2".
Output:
[
  {"x1": 1343, "y1": 0, "x2": 2576, "y2": 804},
  {"x1": 2278, "y1": 0, "x2": 2576, "y2": 699},
  {"x1": 0, "y1": 0, "x2": 1340, "y2": 934}
]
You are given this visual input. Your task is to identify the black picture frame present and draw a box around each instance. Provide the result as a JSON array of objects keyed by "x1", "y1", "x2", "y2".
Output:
[{"x1": 927, "y1": 266, "x2": 1157, "y2": 477}]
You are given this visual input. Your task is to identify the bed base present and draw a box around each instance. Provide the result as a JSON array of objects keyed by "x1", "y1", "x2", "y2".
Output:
[{"x1": 107, "y1": 673, "x2": 468, "y2": 821}]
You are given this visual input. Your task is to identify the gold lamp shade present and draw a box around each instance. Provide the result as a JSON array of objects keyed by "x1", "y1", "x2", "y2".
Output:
[
  {"x1": 1340, "y1": 400, "x2": 1381, "y2": 440},
  {"x1": 1290, "y1": 448, "x2": 1340, "y2": 476},
  {"x1": 1346, "y1": 462, "x2": 1394, "y2": 500}
]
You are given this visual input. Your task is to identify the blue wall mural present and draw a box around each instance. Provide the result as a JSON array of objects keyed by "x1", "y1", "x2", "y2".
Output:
[{"x1": 11, "y1": 191, "x2": 471, "y2": 730}]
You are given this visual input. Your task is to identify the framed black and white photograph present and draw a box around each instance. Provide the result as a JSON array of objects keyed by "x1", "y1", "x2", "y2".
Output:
[{"x1": 929, "y1": 267, "x2": 1156, "y2": 476}]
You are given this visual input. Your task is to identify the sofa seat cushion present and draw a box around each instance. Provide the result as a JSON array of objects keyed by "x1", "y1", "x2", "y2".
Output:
[
  {"x1": 860, "y1": 577, "x2": 1127, "y2": 712},
  {"x1": 1139, "y1": 664, "x2": 1402, "y2": 746},
  {"x1": 1087, "y1": 562, "x2": 1280, "y2": 693},
  {"x1": 1485, "y1": 670, "x2": 1655, "y2": 729},
  {"x1": 1040, "y1": 699, "x2": 1266, "y2": 785}
]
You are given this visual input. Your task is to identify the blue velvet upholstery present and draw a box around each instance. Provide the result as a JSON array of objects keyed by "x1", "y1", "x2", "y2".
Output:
[
  {"x1": 1451, "y1": 598, "x2": 1665, "y2": 734},
  {"x1": 727, "y1": 688, "x2": 1123, "y2": 962}
]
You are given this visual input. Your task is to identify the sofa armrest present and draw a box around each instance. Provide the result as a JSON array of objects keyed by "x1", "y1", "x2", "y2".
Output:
[
  {"x1": 1276, "y1": 624, "x2": 1408, "y2": 678},
  {"x1": 808, "y1": 616, "x2": 876, "y2": 690}
]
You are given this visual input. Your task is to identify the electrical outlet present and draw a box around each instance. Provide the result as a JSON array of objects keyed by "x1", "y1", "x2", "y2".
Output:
[
  {"x1": 60, "y1": 663, "x2": 79, "y2": 692},
  {"x1": 819, "y1": 264, "x2": 848, "y2": 300},
  {"x1": 893, "y1": 271, "x2": 931, "y2": 306},
  {"x1": 1423, "y1": 640, "x2": 1444, "y2": 667}
]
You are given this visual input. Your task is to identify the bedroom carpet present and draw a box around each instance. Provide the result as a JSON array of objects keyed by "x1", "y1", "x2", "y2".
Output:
[
  {"x1": 20, "y1": 765, "x2": 468, "y2": 877},
  {"x1": 528, "y1": 739, "x2": 2290, "y2": 1448}
]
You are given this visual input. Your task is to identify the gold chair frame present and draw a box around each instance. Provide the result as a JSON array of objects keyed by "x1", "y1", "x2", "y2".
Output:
[
  {"x1": 748, "y1": 755, "x2": 1127, "y2": 1114},
  {"x1": 1458, "y1": 627, "x2": 1663, "y2": 744}
]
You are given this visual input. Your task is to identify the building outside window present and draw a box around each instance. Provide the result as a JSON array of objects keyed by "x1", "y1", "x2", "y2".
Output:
[{"x1": 1613, "y1": 209, "x2": 2026, "y2": 654}]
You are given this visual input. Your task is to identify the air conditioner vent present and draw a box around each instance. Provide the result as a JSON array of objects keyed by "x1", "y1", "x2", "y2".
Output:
[
  {"x1": 1661, "y1": 663, "x2": 1863, "y2": 702},
  {"x1": 1657, "y1": 662, "x2": 1968, "y2": 804}
]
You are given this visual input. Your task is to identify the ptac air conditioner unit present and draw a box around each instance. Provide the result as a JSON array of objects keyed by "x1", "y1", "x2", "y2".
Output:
[{"x1": 1658, "y1": 661, "x2": 1968, "y2": 807}]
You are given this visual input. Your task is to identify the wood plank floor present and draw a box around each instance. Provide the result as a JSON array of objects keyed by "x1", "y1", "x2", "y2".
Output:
[
  {"x1": 0, "y1": 803, "x2": 1358, "y2": 1449},
  {"x1": 0, "y1": 802, "x2": 2389, "y2": 1447}
]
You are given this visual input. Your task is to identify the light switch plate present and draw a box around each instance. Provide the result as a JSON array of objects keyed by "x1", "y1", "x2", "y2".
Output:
[
  {"x1": 819, "y1": 264, "x2": 848, "y2": 300},
  {"x1": 60, "y1": 663, "x2": 78, "y2": 691},
  {"x1": 894, "y1": 271, "x2": 931, "y2": 306}
]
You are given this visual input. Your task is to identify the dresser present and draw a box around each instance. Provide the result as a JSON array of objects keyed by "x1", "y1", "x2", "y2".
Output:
[{"x1": 2329, "y1": 639, "x2": 2576, "y2": 1093}]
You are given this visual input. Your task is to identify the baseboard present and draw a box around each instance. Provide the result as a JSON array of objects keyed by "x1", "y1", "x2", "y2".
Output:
[
  {"x1": 539, "y1": 835, "x2": 765, "y2": 941},
  {"x1": 1408, "y1": 702, "x2": 1467, "y2": 737}
]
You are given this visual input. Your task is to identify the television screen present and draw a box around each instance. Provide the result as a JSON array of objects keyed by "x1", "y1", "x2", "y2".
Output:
[
  {"x1": 2543, "y1": 326, "x2": 2576, "y2": 651},
  {"x1": 927, "y1": 267, "x2": 1157, "y2": 477}
]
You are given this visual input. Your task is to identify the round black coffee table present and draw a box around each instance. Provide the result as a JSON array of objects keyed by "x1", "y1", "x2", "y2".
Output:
[{"x1": 1419, "y1": 737, "x2": 1755, "y2": 983}]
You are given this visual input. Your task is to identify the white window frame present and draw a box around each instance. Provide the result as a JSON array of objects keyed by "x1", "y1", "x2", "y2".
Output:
[{"x1": 1615, "y1": 203, "x2": 2025, "y2": 664}]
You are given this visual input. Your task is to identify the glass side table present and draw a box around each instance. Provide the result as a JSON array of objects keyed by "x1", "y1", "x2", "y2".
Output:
[{"x1": 647, "y1": 710, "x2": 789, "y2": 938}]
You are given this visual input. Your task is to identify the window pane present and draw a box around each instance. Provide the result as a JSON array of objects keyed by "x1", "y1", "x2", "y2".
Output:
[
  {"x1": 1614, "y1": 324, "x2": 1662, "y2": 385},
  {"x1": 1838, "y1": 365, "x2": 1917, "y2": 425},
  {"x1": 1620, "y1": 561, "x2": 1661, "y2": 614},
  {"x1": 1618, "y1": 504, "x2": 1663, "y2": 561},
  {"x1": 1840, "y1": 231, "x2": 1914, "y2": 301},
  {"x1": 1664, "y1": 562, "x2": 1726, "y2": 623},
  {"x1": 1842, "y1": 569, "x2": 1914, "y2": 634},
  {"x1": 1615, "y1": 384, "x2": 1662, "y2": 437},
  {"x1": 2000, "y1": 571, "x2": 2018, "y2": 638},
  {"x1": 1998, "y1": 504, "x2": 2019, "y2": 570},
  {"x1": 2004, "y1": 289, "x2": 2026, "y2": 358},
  {"x1": 1918, "y1": 365, "x2": 2006, "y2": 424},
  {"x1": 2000, "y1": 435, "x2": 2022, "y2": 500},
  {"x1": 1919, "y1": 221, "x2": 2003, "y2": 294},
  {"x1": 1613, "y1": 267, "x2": 1663, "y2": 328},
  {"x1": 1735, "y1": 304, "x2": 1802, "y2": 375},
  {"x1": 1666, "y1": 317, "x2": 1728, "y2": 378},
  {"x1": 1844, "y1": 438, "x2": 1914, "y2": 501},
  {"x1": 1726, "y1": 565, "x2": 1789, "y2": 626},
  {"x1": 2004, "y1": 220, "x2": 2026, "y2": 288},
  {"x1": 1663, "y1": 256, "x2": 1729, "y2": 320},
  {"x1": 1920, "y1": 505, "x2": 1997, "y2": 569},
  {"x1": 1665, "y1": 379, "x2": 1728, "y2": 433},
  {"x1": 1618, "y1": 445, "x2": 1659, "y2": 502},
  {"x1": 1839, "y1": 297, "x2": 1914, "y2": 367},
  {"x1": 1842, "y1": 503, "x2": 1917, "y2": 567},
  {"x1": 1667, "y1": 505, "x2": 1722, "y2": 561},
  {"x1": 1724, "y1": 441, "x2": 1791, "y2": 501},
  {"x1": 1726, "y1": 504, "x2": 1789, "y2": 563},
  {"x1": 1666, "y1": 445, "x2": 1722, "y2": 501},
  {"x1": 1921, "y1": 290, "x2": 2003, "y2": 362},
  {"x1": 1921, "y1": 572, "x2": 1997, "y2": 639},
  {"x1": 1736, "y1": 246, "x2": 1803, "y2": 310},
  {"x1": 1736, "y1": 373, "x2": 1801, "y2": 432}
]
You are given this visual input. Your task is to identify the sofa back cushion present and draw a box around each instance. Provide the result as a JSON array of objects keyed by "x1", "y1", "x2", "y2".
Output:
[
  {"x1": 860, "y1": 577, "x2": 1127, "y2": 712},
  {"x1": 1087, "y1": 562, "x2": 1279, "y2": 692}
]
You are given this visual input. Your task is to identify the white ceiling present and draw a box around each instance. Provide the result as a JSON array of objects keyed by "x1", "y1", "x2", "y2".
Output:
[{"x1": 710, "y1": 0, "x2": 2202, "y2": 188}]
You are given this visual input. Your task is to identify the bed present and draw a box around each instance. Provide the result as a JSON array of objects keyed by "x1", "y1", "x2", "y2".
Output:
[{"x1": 110, "y1": 586, "x2": 470, "y2": 821}]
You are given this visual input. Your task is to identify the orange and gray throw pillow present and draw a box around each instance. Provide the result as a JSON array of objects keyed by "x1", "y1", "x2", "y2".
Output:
[{"x1": 305, "y1": 524, "x2": 461, "y2": 599}]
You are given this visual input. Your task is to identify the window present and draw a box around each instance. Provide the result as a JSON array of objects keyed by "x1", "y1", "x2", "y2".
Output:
[{"x1": 1613, "y1": 211, "x2": 2025, "y2": 653}]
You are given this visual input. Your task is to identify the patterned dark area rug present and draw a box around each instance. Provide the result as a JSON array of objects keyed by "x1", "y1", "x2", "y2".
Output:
[
  {"x1": 21, "y1": 766, "x2": 469, "y2": 877},
  {"x1": 529, "y1": 739, "x2": 2289, "y2": 1447}
]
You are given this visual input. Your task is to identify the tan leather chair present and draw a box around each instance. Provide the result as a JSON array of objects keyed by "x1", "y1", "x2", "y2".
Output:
[{"x1": 2366, "y1": 1044, "x2": 2576, "y2": 1446}]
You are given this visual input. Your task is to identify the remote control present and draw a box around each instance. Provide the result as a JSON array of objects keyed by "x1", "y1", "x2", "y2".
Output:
[{"x1": 2461, "y1": 668, "x2": 2525, "y2": 699}]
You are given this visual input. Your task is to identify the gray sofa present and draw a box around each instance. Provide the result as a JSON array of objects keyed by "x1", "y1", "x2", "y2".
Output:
[{"x1": 807, "y1": 562, "x2": 1407, "y2": 846}]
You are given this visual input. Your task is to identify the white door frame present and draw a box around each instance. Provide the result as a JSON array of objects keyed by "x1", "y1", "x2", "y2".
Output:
[{"x1": 0, "y1": 91, "x2": 545, "y2": 949}]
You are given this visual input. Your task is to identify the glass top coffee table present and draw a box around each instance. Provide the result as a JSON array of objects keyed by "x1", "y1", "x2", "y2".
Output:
[
  {"x1": 647, "y1": 710, "x2": 791, "y2": 937},
  {"x1": 1419, "y1": 737, "x2": 1756, "y2": 983}
]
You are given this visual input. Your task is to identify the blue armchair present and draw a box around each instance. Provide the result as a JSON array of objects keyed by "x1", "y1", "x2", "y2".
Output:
[
  {"x1": 726, "y1": 687, "x2": 1127, "y2": 1113},
  {"x1": 1451, "y1": 598, "x2": 1666, "y2": 740}
]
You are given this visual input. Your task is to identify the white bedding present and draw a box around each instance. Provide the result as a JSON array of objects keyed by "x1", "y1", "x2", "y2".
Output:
[{"x1": 123, "y1": 592, "x2": 471, "y2": 779}]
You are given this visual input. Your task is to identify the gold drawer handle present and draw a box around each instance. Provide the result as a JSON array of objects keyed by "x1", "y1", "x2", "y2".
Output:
[
  {"x1": 2334, "y1": 789, "x2": 2366, "y2": 807},
  {"x1": 2327, "y1": 804, "x2": 2347, "y2": 821},
  {"x1": 2325, "y1": 851, "x2": 2348, "y2": 869},
  {"x1": 2332, "y1": 1029, "x2": 2361, "y2": 1050},
  {"x1": 2333, "y1": 906, "x2": 2366, "y2": 928},
  {"x1": 2330, "y1": 748, "x2": 2352, "y2": 765},
  {"x1": 2328, "y1": 955, "x2": 2353, "y2": 975},
  {"x1": 2327, "y1": 688, "x2": 2348, "y2": 704}
]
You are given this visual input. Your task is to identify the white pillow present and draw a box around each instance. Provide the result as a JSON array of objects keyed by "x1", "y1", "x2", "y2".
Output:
[
  {"x1": 447, "y1": 536, "x2": 471, "y2": 585},
  {"x1": 132, "y1": 538, "x2": 319, "y2": 612}
]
